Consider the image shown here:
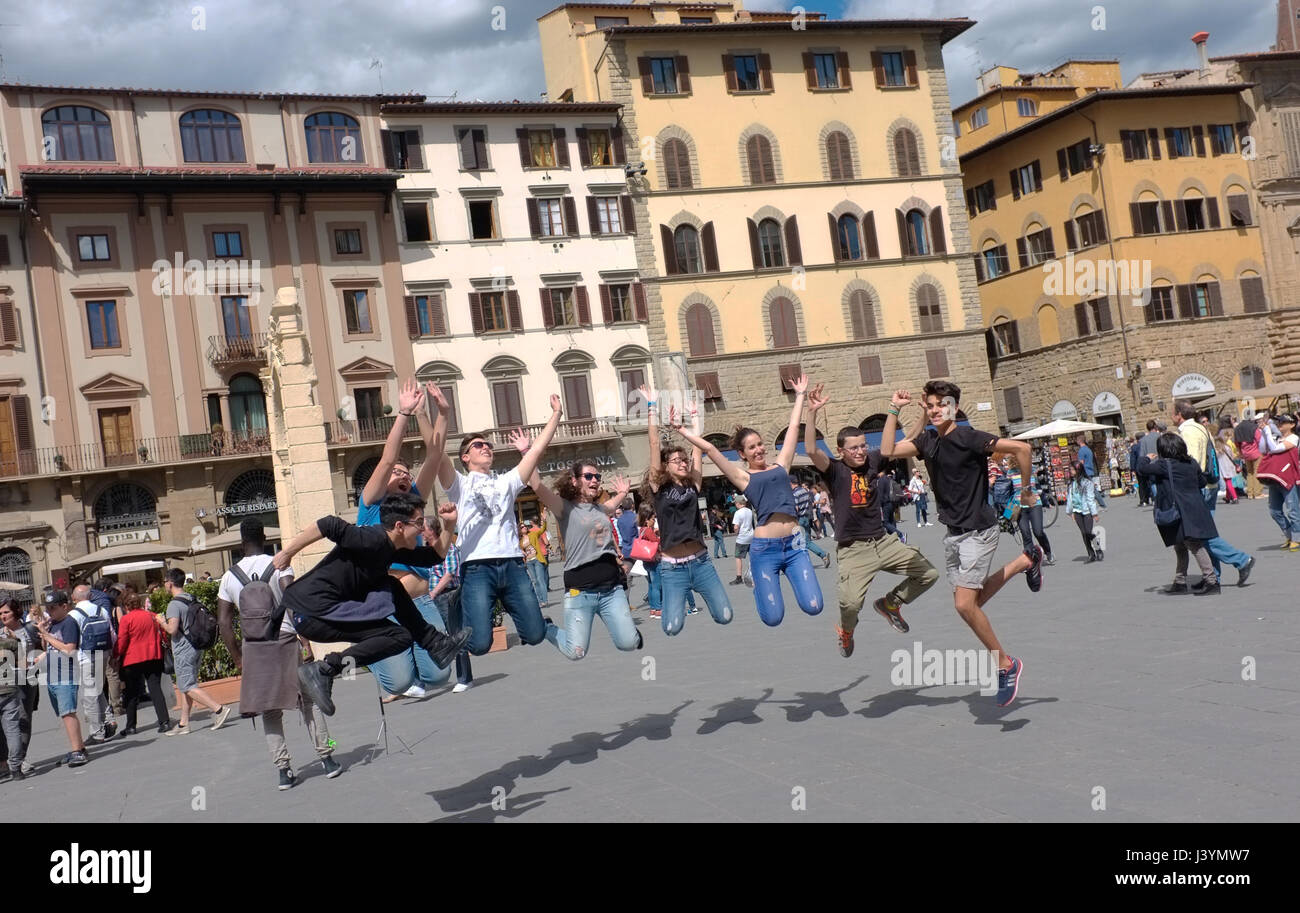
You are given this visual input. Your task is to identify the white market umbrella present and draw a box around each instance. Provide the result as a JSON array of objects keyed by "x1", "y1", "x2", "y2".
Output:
[{"x1": 1012, "y1": 419, "x2": 1113, "y2": 440}]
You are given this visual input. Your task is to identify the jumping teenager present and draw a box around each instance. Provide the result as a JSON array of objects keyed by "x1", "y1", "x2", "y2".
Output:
[{"x1": 880, "y1": 383, "x2": 1041, "y2": 706}]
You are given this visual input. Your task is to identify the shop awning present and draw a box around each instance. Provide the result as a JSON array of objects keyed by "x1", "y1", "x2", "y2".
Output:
[
  {"x1": 1012, "y1": 419, "x2": 1113, "y2": 440},
  {"x1": 99, "y1": 560, "x2": 166, "y2": 575},
  {"x1": 68, "y1": 542, "x2": 189, "y2": 573}
]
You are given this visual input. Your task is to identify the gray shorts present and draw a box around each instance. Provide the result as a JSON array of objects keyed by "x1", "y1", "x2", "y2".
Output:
[
  {"x1": 736, "y1": 543, "x2": 751, "y2": 558},
  {"x1": 173, "y1": 648, "x2": 201, "y2": 693},
  {"x1": 943, "y1": 525, "x2": 1000, "y2": 590}
]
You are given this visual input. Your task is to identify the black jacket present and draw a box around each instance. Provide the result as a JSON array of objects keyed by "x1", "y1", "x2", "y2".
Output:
[{"x1": 1136, "y1": 457, "x2": 1218, "y2": 546}]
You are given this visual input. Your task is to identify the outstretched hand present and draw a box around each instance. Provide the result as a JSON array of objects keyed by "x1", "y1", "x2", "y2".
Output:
[
  {"x1": 807, "y1": 383, "x2": 829, "y2": 413},
  {"x1": 610, "y1": 473, "x2": 631, "y2": 497},
  {"x1": 426, "y1": 383, "x2": 449, "y2": 411},
  {"x1": 399, "y1": 377, "x2": 423, "y2": 413},
  {"x1": 791, "y1": 374, "x2": 809, "y2": 395},
  {"x1": 549, "y1": 394, "x2": 563, "y2": 416},
  {"x1": 508, "y1": 428, "x2": 531, "y2": 454}
]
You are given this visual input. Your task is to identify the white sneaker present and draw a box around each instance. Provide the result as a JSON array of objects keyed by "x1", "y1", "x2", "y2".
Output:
[
  {"x1": 925, "y1": 522, "x2": 934, "y2": 526},
  {"x1": 917, "y1": 522, "x2": 922, "y2": 528},
  {"x1": 452, "y1": 682, "x2": 472, "y2": 694},
  {"x1": 402, "y1": 685, "x2": 427, "y2": 699}
]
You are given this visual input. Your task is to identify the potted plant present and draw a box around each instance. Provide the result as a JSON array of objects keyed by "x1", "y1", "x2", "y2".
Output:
[
  {"x1": 53, "y1": 453, "x2": 67, "y2": 471},
  {"x1": 137, "y1": 445, "x2": 149, "y2": 461},
  {"x1": 489, "y1": 600, "x2": 508, "y2": 653}
]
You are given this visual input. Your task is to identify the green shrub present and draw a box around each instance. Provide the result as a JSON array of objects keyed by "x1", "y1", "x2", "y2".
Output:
[{"x1": 149, "y1": 579, "x2": 241, "y2": 682}]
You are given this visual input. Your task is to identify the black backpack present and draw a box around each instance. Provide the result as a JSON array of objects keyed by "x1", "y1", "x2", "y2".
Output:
[
  {"x1": 177, "y1": 593, "x2": 218, "y2": 651},
  {"x1": 229, "y1": 563, "x2": 284, "y2": 643}
]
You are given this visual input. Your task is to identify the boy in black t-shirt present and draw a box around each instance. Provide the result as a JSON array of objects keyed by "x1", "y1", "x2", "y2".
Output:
[
  {"x1": 804, "y1": 384, "x2": 939, "y2": 659},
  {"x1": 881, "y1": 380, "x2": 1042, "y2": 707}
]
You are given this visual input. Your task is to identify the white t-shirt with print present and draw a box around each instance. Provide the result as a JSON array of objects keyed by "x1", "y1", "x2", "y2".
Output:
[{"x1": 446, "y1": 468, "x2": 526, "y2": 562}]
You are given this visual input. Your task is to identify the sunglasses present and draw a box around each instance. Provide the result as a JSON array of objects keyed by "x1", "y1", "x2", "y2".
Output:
[
  {"x1": 582, "y1": 472, "x2": 602, "y2": 482},
  {"x1": 468, "y1": 441, "x2": 492, "y2": 451}
]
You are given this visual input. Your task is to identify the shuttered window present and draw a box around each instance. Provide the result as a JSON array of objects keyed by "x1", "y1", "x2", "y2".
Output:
[
  {"x1": 746, "y1": 135, "x2": 776, "y2": 184},
  {"x1": 925, "y1": 349, "x2": 949, "y2": 378},
  {"x1": 858, "y1": 356, "x2": 883, "y2": 386},
  {"x1": 0, "y1": 300, "x2": 18, "y2": 346},
  {"x1": 917, "y1": 284, "x2": 943, "y2": 333},
  {"x1": 848, "y1": 289, "x2": 876, "y2": 339},
  {"x1": 769, "y1": 297, "x2": 799, "y2": 348},
  {"x1": 696, "y1": 372, "x2": 723, "y2": 401},
  {"x1": 826, "y1": 131, "x2": 853, "y2": 180},
  {"x1": 663, "y1": 138, "x2": 692, "y2": 188},
  {"x1": 1003, "y1": 387, "x2": 1024, "y2": 423},
  {"x1": 893, "y1": 129, "x2": 921, "y2": 177},
  {"x1": 404, "y1": 294, "x2": 447, "y2": 338},
  {"x1": 685, "y1": 303, "x2": 717, "y2": 356},
  {"x1": 457, "y1": 127, "x2": 488, "y2": 170},
  {"x1": 1227, "y1": 194, "x2": 1252, "y2": 227},
  {"x1": 1240, "y1": 276, "x2": 1268, "y2": 313},
  {"x1": 491, "y1": 381, "x2": 523, "y2": 427}
]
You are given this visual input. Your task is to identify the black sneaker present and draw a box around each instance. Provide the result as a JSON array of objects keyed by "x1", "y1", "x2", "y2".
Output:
[
  {"x1": 104, "y1": 722, "x2": 117, "y2": 739},
  {"x1": 8, "y1": 767, "x2": 24, "y2": 781},
  {"x1": 157, "y1": 720, "x2": 175, "y2": 734},
  {"x1": 297, "y1": 661, "x2": 336, "y2": 717},
  {"x1": 426, "y1": 628, "x2": 473, "y2": 669},
  {"x1": 872, "y1": 597, "x2": 910, "y2": 634},
  {"x1": 1024, "y1": 545, "x2": 1043, "y2": 592},
  {"x1": 65, "y1": 751, "x2": 88, "y2": 767},
  {"x1": 322, "y1": 756, "x2": 343, "y2": 779},
  {"x1": 729, "y1": 577, "x2": 742, "y2": 586},
  {"x1": 83, "y1": 734, "x2": 111, "y2": 746},
  {"x1": 1237, "y1": 556, "x2": 1255, "y2": 587},
  {"x1": 1192, "y1": 580, "x2": 1221, "y2": 596},
  {"x1": 635, "y1": 630, "x2": 644, "y2": 650},
  {"x1": 1161, "y1": 582, "x2": 1190, "y2": 595},
  {"x1": 278, "y1": 769, "x2": 297, "y2": 791}
]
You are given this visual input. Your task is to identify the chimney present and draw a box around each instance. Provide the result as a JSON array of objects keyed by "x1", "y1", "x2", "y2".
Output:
[{"x1": 1192, "y1": 31, "x2": 1210, "y2": 78}]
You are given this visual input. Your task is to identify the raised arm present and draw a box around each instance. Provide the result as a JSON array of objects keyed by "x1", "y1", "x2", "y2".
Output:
[
  {"x1": 273, "y1": 520, "x2": 327, "y2": 570},
  {"x1": 363, "y1": 378, "x2": 423, "y2": 507},
  {"x1": 414, "y1": 383, "x2": 450, "y2": 497},
  {"x1": 777, "y1": 374, "x2": 809, "y2": 471},
  {"x1": 599, "y1": 473, "x2": 633, "y2": 516},
  {"x1": 642, "y1": 383, "x2": 663, "y2": 492},
  {"x1": 525, "y1": 468, "x2": 566, "y2": 517},
  {"x1": 515, "y1": 394, "x2": 564, "y2": 482},
  {"x1": 672, "y1": 417, "x2": 750, "y2": 492},
  {"x1": 804, "y1": 382, "x2": 831, "y2": 473},
  {"x1": 880, "y1": 389, "x2": 921, "y2": 460}
]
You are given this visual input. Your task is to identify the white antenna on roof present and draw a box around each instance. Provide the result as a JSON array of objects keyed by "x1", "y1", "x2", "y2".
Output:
[{"x1": 369, "y1": 57, "x2": 383, "y2": 94}]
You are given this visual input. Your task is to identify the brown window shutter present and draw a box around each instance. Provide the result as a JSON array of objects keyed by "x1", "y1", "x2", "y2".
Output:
[
  {"x1": 517, "y1": 128, "x2": 532, "y2": 167},
  {"x1": 675, "y1": 56, "x2": 691, "y2": 92},
  {"x1": 1008, "y1": 320, "x2": 1021, "y2": 352},
  {"x1": 1176, "y1": 284, "x2": 1194, "y2": 319},
  {"x1": 1064, "y1": 219, "x2": 1078, "y2": 252},
  {"x1": 784, "y1": 215, "x2": 802, "y2": 266},
  {"x1": 661, "y1": 225, "x2": 679, "y2": 275},
  {"x1": 747, "y1": 218, "x2": 762, "y2": 268},
  {"x1": 1207, "y1": 282, "x2": 1223, "y2": 316},
  {"x1": 837, "y1": 51, "x2": 852, "y2": 88},
  {"x1": 770, "y1": 298, "x2": 793, "y2": 348},
  {"x1": 0, "y1": 235, "x2": 9, "y2": 266},
  {"x1": 430, "y1": 294, "x2": 446, "y2": 337},
  {"x1": 929, "y1": 207, "x2": 946, "y2": 254},
  {"x1": 554, "y1": 128, "x2": 570, "y2": 167},
  {"x1": 779, "y1": 364, "x2": 801, "y2": 391},
  {"x1": 621, "y1": 195, "x2": 636, "y2": 235},
  {"x1": 575, "y1": 127, "x2": 591, "y2": 167},
  {"x1": 1030, "y1": 160, "x2": 1042, "y2": 192},
  {"x1": 965, "y1": 187, "x2": 975, "y2": 213},
  {"x1": 827, "y1": 134, "x2": 843, "y2": 180},
  {"x1": 563, "y1": 196, "x2": 579, "y2": 236},
  {"x1": 1173, "y1": 200, "x2": 1187, "y2": 232},
  {"x1": 1164, "y1": 127, "x2": 1178, "y2": 159},
  {"x1": 1041, "y1": 226, "x2": 1055, "y2": 260},
  {"x1": 1192, "y1": 124, "x2": 1206, "y2": 157},
  {"x1": 1121, "y1": 131, "x2": 1134, "y2": 161},
  {"x1": 862, "y1": 212, "x2": 879, "y2": 259},
  {"x1": 1095, "y1": 211, "x2": 1108, "y2": 242},
  {"x1": 974, "y1": 252, "x2": 986, "y2": 283},
  {"x1": 701, "y1": 222, "x2": 719, "y2": 272},
  {"x1": 599, "y1": 284, "x2": 613, "y2": 323},
  {"x1": 458, "y1": 128, "x2": 476, "y2": 168},
  {"x1": 893, "y1": 131, "x2": 910, "y2": 176},
  {"x1": 1094, "y1": 297, "x2": 1114, "y2": 332},
  {"x1": 871, "y1": 51, "x2": 885, "y2": 87},
  {"x1": 633, "y1": 282, "x2": 648, "y2": 321},
  {"x1": 13, "y1": 395, "x2": 33, "y2": 453},
  {"x1": 1016, "y1": 236, "x2": 1028, "y2": 270},
  {"x1": 803, "y1": 52, "x2": 817, "y2": 88},
  {"x1": 1009, "y1": 168, "x2": 1021, "y2": 200},
  {"x1": 638, "y1": 57, "x2": 654, "y2": 95},
  {"x1": 904, "y1": 50, "x2": 918, "y2": 85},
  {"x1": 723, "y1": 54, "x2": 738, "y2": 91},
  {"x1": 1206, "y1": 197, "x2": 1220, "y2": 229},
  {"x1": 507, "y1": 290, "x2": 523, "y2": 330},
  {"x1": 0, "y1": 302, "x2": 16, "y2": 344},
  {"x1": 925, "y1": 349, "x2": 948, "y2": 378},
  {"x1": 1160, "y1": 200, "x2": 1175, "y2": 233},
  {"x1": 758, "y1": 53, "x2": 773, "y2": 91},
  {"x1": 1227, "y1": 194, "x2": 1252, "y2": 226},
  {"x1": 1003, "y1": 387, "x2": 1024, "y2": 423},
  {"x1": 1148, "y1": 127, "x2": 1162, "y2": 159},
  {"x1": 611, "y1": 126, "x2": 625, "y2": 164},
  {"x1": 380, "y1": 129, "x2": 395, "y2": 169},
  {"x1": 473, "y1": 130, "x2": 488, "y2": 168},
  {"x1": 1074, "y1": 301, "x2": 1089, "y2": 337},
  {"x1": 1208, "y1": 124, "x2": 1221, "y2": 156},
  {"x1": 586, "y1": 196, "x2": 601, "y2": 236},
  {"x1": 1056, "y1": 148, "x2": 1068, "y2": 181},
  {"x1": 540, "y1": 287, "x2": 555, "y2": 328},
  {"x1": 746, "y1": 136, "x2": 762, "y2": 182},
  {"x1": 526, "y1": 198, "x2": 541, "y2": 237},
  {"x1": 1240, "y1": 276, "x2": 1267, "y2": 313},
  {"x1": 828, "y1": 212, "x2": 843, "y2": 261},
  {"x1": 697, "y1": 372, "x2": 722, "y2": 401},
  {"x1": 1083, "y1": 141, "x2": 1094, "y2": 170},
  {"x1": 575, "y1": 286, "x2": 591, "y2": 326},
  {"x1": 685, "y1": 304, "x2": 703, "y2": 355},
  {"x1": 896, "y1": 209, "x2": 909, "y2": 258},
  {"x1": 404, "y1": 295, "x2": 421, "y2": 337},
  {"x1": 404, "y1": 130, "x2": 423, "y2": 170},
  {"x1": 1130, "y1": 202, "x2": 1143, "y2": 235},
  {"x1": 469, "y1": 292, "x2": 484, "y2": 335},
  {"x1": 859, "y1": 356, "x2": 883, "y2": 386}
]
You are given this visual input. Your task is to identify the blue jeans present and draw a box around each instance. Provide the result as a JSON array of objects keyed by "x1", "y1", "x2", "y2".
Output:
[
  {"x1": 434, "y1": 590, "x2": 472, "y2": 686},
  {"x1": 1094, "y1": 477, "x2": 1109, "y2": 508},
  {"x1": 798, "y1": 519, "x2": 828, "y2": 559},
  {"x1": 545, "y1": 586, "x2": 639, "y2": 660},
  {"x1": 1200, "y1": 489, "x2": 1250, "y2": 574},
  {"x1": 1266, "y1": 482, "x2": 1300, "y2": 540},
  {"x1": 712, "y1": 534, "x2": 728, "y2": 558},
  {"x1": 370, "y1": 594, "x2": 451, "y2": 695},
  {"x1": 460, "y1": 558, "x2": 547, "y2": 655},
  {"x1": 646, "y1": 560, "x2": 662, "y2": 611},
  {"x1": 659, "y1": 554, "x2": 733, "y2": 635},
  {"x1": 914, "y1": 494, "x2": 929, "y2": 524},
  {"x1": 748, "y1": 533, "x2": 824, "y2": 626},
  {"x1": 525, "y1": 559, "x2": 549, "y2": 607}
]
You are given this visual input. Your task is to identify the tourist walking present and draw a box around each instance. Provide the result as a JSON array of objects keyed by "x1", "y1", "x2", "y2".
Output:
[
  {"x1": 1136, "y1": 433, "x2": 1221, "y2": 595},
  {"x1": 1175, "y1": 401, "x2": 1255, "y2": 585},
  {"x1": 1257, "y1": 412, "x2": 1300, "y2": 550},
  {"x1": 159, "y1": 569, "x2": 232, "y2": 735},
  {"x1": 731, "y1": 497, "x2": 755, "y2": 585},
  {"x1": 1066, "y1": 461, "x2": 1102, "y2": 562},
  {"x1": 113, "y1": 593, "x2": 172, "y2": 736},
  {"x1": 908, "y1": 469, "x2": 932, "y2": 527}
]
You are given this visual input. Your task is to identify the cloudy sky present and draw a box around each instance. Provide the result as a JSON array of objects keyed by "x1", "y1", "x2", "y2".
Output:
[{"x1": 0, "y1": 1, "x2": 1277, "y2": 107}]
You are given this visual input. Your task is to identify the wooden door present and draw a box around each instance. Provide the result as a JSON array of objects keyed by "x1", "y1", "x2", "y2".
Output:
[
  {"x1": 0, "y1": 398, "x2": 15, "y2": 476},
  {"x1": 99, "y1": 408, "x2": 136, "y2": 467}
]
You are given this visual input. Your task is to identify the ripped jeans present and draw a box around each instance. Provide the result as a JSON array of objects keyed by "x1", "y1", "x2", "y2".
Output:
[
  {"x1": 748, "y1": 532, "x2": 824, "y2": 626},
  {"x1": 544, "y1": 585, "x2": 639, "y2": 660}
]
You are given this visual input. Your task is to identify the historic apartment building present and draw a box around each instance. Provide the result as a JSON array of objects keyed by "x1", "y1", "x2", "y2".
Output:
[
  {"x1": 538, "y1": 1, "x2": 998, "y2": 451},
  {"x1": 378, "y1": 100, "x2": 653, "y2": 491},
  {"x1": 955, "y1": 60, "x2": 1274, "y2": 434},
  {"x1": 0, "y1": 83, "x2": 442, "y2": 596}
]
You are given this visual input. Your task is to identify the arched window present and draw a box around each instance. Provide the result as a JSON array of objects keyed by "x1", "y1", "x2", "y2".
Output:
[
  {"x1": 704, "y1": 433, "x2": 731, "y2": 450},
  {"x1": 663, "y1": 138, "x2": 692, "y2": 189},
  {"x1": 758, "y1": 218, "x2": 785, "y2": 268},
  {"x1": 224, "y1": 469, "x2": 276, "y2": 507},
  {"x1": 769, "y1": 296, "x2": 799, "y2": 348},
  {"x1": 1240, "y1": 366, "x2": 1265, "y2": 390},
  {"x1": 42, "y1": 105, "x2": 115, "y2": 161},
  {"x1": 826, "y1": 131, "x2": 853, "y2": 181},
  {"x1": 685, "y1": 302, "x2": 717, "y2": 356},
  {"x1": 229, "y1": 373, "x2": 268, "y2": 440},
  {"x1": 848, "y1": 289, "x2": 876, "y2": 339},
  {"x1": 674, "y1": 225, "x2": 702, "y2": 274},
  {"x1": 0, "y1": 548, "x2": 33, "y2": 608},
  {"x1": 352, "y1": 456, "x2": 379, "y2": 504},
  {"x1": 894, "y1": 128, "x2": 921, "y2": 177},
  {"x1": 838, "y1": 214, "x2": 861, "y2": 260},
  {"x1": 746, "y1": 134, "x2": 776, "y2": 184},
  {"x1": 94, "y1": 483, "x2": 157, "y2": 531},
  {"x1": 179, "y1": 109, "x2": 246, "y2": 162},
  {"x1": 906, "y1": 209, "x2": 930, "y2": 256},
  {"x1": 916, "y1": 283, "x2": 944, "y2": 333},
  {"x1": 305, "y1": 112, "x2": 363, "y2": 164}
]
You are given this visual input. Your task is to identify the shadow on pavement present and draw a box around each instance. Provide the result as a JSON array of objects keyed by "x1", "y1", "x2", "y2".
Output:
[
  {"x1": 696, "y1": 688, "x2": 774, "y2": 735},
  {"x1": 856, "y1": 686, "x2": 1059, "y2": 732},
  {"x1": 775, "y1": 674, "x2": 869, "y2": 722}
]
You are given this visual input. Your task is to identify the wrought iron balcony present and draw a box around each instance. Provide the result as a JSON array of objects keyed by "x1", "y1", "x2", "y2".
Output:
[
  {"x1": 0, "y1": 429, "x2": 271, "y2": 479},
  {"x1": 207, "y1": 332, "x2": 269, "y2": 367}
]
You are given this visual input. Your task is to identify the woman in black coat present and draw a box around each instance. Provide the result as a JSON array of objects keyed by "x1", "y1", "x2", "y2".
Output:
[{"x1": 1135, "y1": 432, "x2": 1220, "y2": 595}]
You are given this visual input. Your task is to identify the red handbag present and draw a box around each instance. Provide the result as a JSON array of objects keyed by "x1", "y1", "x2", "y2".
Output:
[{"x1": 630, "y1": 530, "x2": 659, "y2": 561}]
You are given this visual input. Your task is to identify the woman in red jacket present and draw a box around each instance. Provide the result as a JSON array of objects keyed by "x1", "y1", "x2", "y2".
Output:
[{"x1": 114, "y1": 594, "x2": 174, "y2": 735}]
